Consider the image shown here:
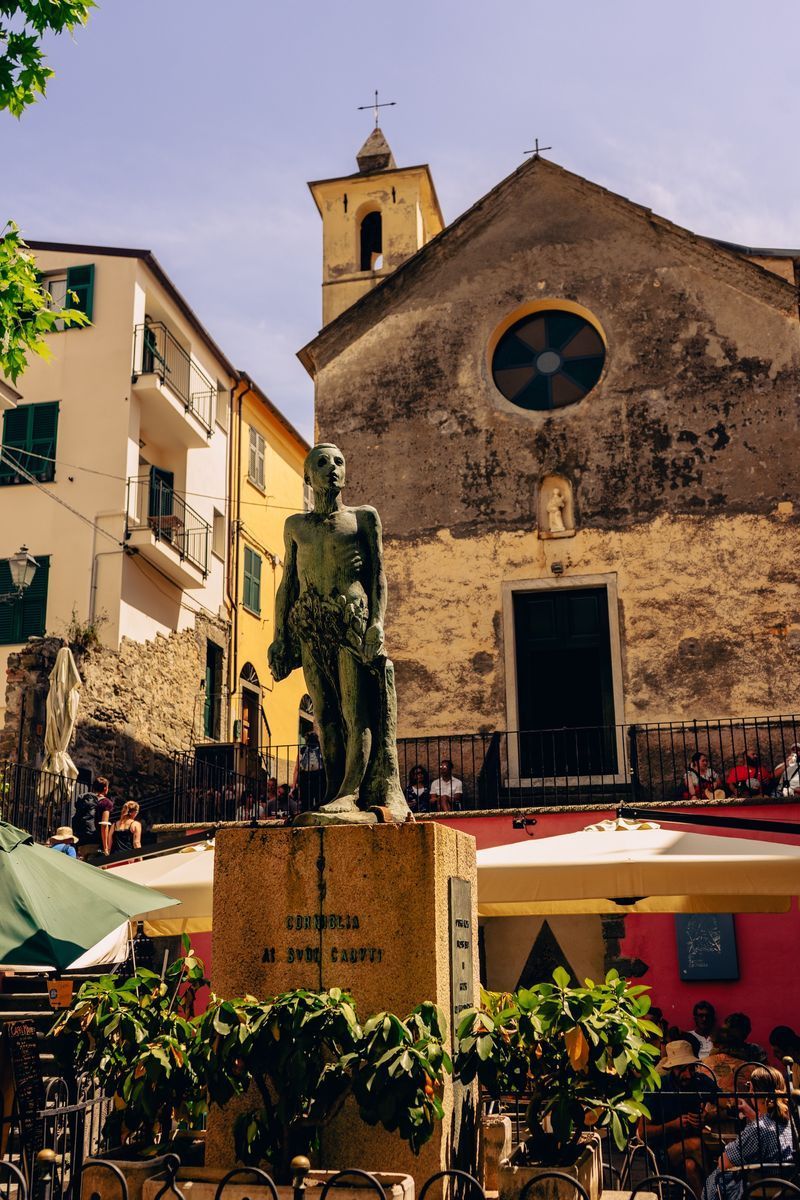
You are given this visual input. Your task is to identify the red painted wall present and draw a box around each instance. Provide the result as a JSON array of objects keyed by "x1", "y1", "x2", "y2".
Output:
[{"x1": 440, "y1": 804, "x2": 800, "y2": 1054}]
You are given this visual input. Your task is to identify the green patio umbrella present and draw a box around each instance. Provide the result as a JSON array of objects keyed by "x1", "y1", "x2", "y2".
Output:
[{"x1": 0, "y1": 821, "x2": 179, "y2": 970}]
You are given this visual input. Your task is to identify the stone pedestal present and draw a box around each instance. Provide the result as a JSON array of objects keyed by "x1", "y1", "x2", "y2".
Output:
[{"x1": 206, "y1": 823, "x2": 479, "y2": 1188}]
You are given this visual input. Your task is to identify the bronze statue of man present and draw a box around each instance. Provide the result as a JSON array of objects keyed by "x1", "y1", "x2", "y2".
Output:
[{"x1": 268, "y1": 443, "x2": 409, "y2": 823}]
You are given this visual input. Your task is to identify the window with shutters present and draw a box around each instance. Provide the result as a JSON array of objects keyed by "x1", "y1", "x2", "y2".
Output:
[
  {"x1": 243, "y1": 546, "x2": 262, "y2": 615},
  {"x1": 0, "y1": 555, "x2": 50, "y2": 645},
  {"x1": 0, "y1": 403, "x2": 59, "y2": 485},
  {"x1": 248, "y1": 426, "x2": 266, "y2": 490},
  {"x1": 41, "y1": 264, "x2": 95, "y2": 330}
]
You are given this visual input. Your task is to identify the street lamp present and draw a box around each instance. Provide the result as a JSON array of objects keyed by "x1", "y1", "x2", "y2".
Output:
[{"x1": 0, "y1": 546, "x2": 37, "y2": 603}]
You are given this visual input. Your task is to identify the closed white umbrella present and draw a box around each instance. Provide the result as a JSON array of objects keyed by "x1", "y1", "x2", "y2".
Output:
[
  {"x1": 40, "y1": 646, "x2": 81, "y2": 799},
  {"x1": 477, "y1": 818, "x2": 800, "y2": 916}
]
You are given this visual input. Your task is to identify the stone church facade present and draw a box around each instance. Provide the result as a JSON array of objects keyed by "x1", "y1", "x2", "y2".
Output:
[{"x1": 300, "y1": 145, "x2": 800, "y2": 747}]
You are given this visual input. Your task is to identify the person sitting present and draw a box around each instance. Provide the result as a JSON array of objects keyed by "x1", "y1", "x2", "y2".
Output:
[
  {"x1": 702, "y1": 1066, "x2": 794, "y2": 1200},
  {"x1": 683, "y1": 752, "x2": 724, "y2": 799},
  {"x1": 719, "y1": 1012, "x2": 767, "y2": 1066},
  {"x1": 264, "y1": 777, "x2": 279, "y2": 817},
  {"x1": 48, "y1": 826, "x2": 79, "y2": 858},
  {"x1": 112, "y1": 801, "x2": 142, "y2": 855},
  {"x1": 642, "y1": 1039, "x2": 718, "y2": 1197},
  {"x1": 690, "y1": 1000, "x2": 717, "y2": 1059},
  {"x1": 769, "y1": 1025, "x2": 800, "y2": 1090},
  {"x1": 235, "y1": 791, "x2": 257, "y2": 822},
  {"x1": 405, "y1": 765, "x2": 430, "y2": 813},
  {"x1": 775, "y1": 744, "x2": 800, "y2": 798},
  {"x1": 725, "y1": 750, "x2": 774, "y2": 798},
  {"x1": 429, "y1": 759, "x2": 463, "y2": 812}
]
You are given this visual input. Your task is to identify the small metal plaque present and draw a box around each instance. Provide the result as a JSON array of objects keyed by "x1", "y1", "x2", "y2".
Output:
[{"x1": 449, "y1": 876, "x2": 475, "y2": 1036}]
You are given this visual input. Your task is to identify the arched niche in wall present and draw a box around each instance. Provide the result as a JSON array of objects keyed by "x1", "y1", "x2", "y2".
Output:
[{"x1": 538, "y1": 474, "x2": 575, "y2": 539}]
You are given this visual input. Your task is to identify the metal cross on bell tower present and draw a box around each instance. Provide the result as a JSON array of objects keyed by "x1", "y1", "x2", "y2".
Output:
[
  {"x1": 524, "y1": 137, "x2": 553, "y2": 159},
  {"x1": 357, "y1": 90, "x2": 397, "y2": 128}
]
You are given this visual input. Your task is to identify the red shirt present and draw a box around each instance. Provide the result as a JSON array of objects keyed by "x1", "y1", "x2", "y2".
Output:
[{"x1": 725, "y1": 765, "x2": 772, "y2": 790}]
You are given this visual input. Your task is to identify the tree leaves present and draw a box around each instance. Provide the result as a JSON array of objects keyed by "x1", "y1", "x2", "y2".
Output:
[
  {"x1": 0, "y1": 221, "x2": 90, "y2": 382},
  {"x1": 452, "y1": 968, "x2": 663, "y2": 1162},
  {"x1": 0, "y1": 2, "x2": 95, "y2": 117}
]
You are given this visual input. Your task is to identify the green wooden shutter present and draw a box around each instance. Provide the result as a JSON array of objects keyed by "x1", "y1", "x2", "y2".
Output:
[
  {"x1": 243, "y1": 547, "x2": 262, "y2": 614},
  {"x1": 0, "y1": 404, "x2": 58, "y2": 483},
  {"x1": 0, "y1": 560, "x2": 14, "y2": 643},
  {"x1": 0, "y1": 407, "x2": 30, "y2": 483},
  {"x1": 30, "y1": 404, "x2": 58, "y2": 481},
  {"x1": 252, "y1": 550, "x2": 262, "y2": 612},
  {"x1": 19, "y1": 555, "x2": 49, "y2": 639},
  {"x1": 66, "y1": 264, "x2": 95, "y2": 321},
  {"x1": 0, "y1": 554, "x2": 49, "y2": 644}
]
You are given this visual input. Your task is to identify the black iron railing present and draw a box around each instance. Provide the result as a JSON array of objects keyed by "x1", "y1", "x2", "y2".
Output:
[
  {"x1": 126, "y1": 475, "x2": 210, "y2": 576},
  {"x1": 0, "y1": 760, "x2": 81, "y2": 842},
  {"x1": 168, "y1": 713, "x2": 800, "y2": 823},
  {"x1": 132, "y1": 321, "x2": 216, "y2": 433}
]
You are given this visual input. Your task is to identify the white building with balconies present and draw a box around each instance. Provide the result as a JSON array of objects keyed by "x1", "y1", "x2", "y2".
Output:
[{"x1": 0, "y1": 241, "x2": 235, "y2": 727}]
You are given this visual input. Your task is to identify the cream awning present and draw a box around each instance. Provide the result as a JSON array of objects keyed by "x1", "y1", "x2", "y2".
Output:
[
  {"x1": 108, "y1": 843, "x2": 214, "y2": 935},
  {"x1": 477, "y1": 819, "x2": 800, "y2": 916}
]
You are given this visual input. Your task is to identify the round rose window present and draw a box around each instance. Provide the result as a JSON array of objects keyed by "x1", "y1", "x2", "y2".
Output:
[{"x1": 492, "y1": 309, "x2": 605, "y2": 411}]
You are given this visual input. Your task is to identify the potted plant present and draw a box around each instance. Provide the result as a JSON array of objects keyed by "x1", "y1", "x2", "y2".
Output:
[
  {"x1": 197, "y1": 988, "x2": 450, "y2": 1185},
  {"x1": 454, "y1": 968, "x2": 662, "y2": 1200},
  {"x1": 50, "y1": 940, "x2": 208, "y2": 1200}
]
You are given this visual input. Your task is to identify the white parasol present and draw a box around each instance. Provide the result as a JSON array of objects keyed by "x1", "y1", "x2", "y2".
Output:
[{"x1": 39, "y1": 646, "x2": 82, "y2": 801}]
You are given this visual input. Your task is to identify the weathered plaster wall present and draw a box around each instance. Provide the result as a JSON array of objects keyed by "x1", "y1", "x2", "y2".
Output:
[
  {"x1": 307, "y1": 161, "x2": 800, "y2": 730},
  {"x1": 313, "y1": 166, "x2": 799, "y2": 537},
  {"x1": 385, "y1": 511, "x2": 800, "y2": 735},
  {"x1": 0, "y1": 614, "x2": 228, "y2": 797}
]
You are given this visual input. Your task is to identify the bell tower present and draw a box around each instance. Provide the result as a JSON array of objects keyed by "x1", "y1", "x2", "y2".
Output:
[{"x1": 309, "y1": 127, "x2": 444, "y2": 326}]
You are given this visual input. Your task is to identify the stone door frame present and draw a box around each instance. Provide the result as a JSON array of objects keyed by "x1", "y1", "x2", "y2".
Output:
[{"x1": 500, "y1": 572, "x2": 626, "y2": 786}]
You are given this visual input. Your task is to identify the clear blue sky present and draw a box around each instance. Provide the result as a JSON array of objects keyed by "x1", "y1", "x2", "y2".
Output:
[{"x1": 4, "y1": 0, "x2": 800, "y2": 440}]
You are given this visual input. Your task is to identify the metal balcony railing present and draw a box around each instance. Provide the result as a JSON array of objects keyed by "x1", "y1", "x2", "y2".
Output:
[
  {"x1": 126, "y1": 475, "x2": 210, "y2": 576},
  {"x1": 166, "y1": 712, "x2": 800, "y2": 821},
  {"x1": 132, "y1": 322, "x2": 216, "y2": 433}
]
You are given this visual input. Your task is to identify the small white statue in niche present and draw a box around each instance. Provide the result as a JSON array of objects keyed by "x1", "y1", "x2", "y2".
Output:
[
  {"x1": 538, "y1": 475, "x2": 575, "y2": 538},
  {"x1": 547, "y1": 487, "x2": 566, "y2": 534}
]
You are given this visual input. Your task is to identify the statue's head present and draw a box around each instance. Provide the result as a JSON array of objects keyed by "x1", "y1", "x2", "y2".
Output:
[{"x1": 304, "y1": 443, "x2": 346, "y2": 494}]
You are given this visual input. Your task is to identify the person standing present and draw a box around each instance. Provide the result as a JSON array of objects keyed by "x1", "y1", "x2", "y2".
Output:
[
  {"x1": 295, "y1": 730, "x2": 325, "y2": 811},
  {"x1": 112, "y1": 802, "x2": 142, "y2": 855},
  {"x1": 72, "y1": 776, "x2": 114, "y2": 857}
]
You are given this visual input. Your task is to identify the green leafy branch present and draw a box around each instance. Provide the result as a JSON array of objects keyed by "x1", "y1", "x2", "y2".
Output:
[
  {"x1": 454, "y1": 968, "x2": 662, "y2": 1162},
  {"x1": 0, "y1": 1, "x2": 95, "y2": 116},
  {"x1": 0, "y1": 221, "x2": 90, "y2": 383}
]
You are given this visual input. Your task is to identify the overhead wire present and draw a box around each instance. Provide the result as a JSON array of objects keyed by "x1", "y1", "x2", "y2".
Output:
[
  {"x1": 0, "y1": 448, "x2": 125, "y2": 548},
  {"x1": 1, "y1": 447, "x2": 305, "y2": 510}
]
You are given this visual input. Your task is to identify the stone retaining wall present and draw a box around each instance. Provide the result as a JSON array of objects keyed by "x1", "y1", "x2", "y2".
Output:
[{"x1": 0, "y1": 613, "x2": 229, "y2": 800}]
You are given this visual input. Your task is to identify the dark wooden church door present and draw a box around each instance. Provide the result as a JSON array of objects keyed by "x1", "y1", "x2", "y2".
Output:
[{"x1": 513, "y1": 586, "x2": 617, "y2": 776}]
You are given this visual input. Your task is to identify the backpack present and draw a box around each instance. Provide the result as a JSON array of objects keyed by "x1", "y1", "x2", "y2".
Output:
[{"x1": 72, "y1": 791, "x2": 98, "y2": 839}]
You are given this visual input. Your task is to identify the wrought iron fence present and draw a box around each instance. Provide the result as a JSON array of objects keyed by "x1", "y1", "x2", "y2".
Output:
[
  {"x1": 0, "y1": 760, "x2": 80, "y2": 842},
  {"x1": 489, "y1": 1064, "x2": 800, "y2": 1199},
  {"x1": 1, "y1": 1074, "x2": 112, "y2": 1200},
  {"x1": 132, "y1": 322, "x2": 216, "y2": 432},
  {"x1": 126, "y1": 475, "x2": 210, "y2": 576},
  {"x1": 8, "y1": 712, "x2": 800, "y2": 843},
  {"x1": 166, "y1": 713, "x2": 800, "y2": 824}
]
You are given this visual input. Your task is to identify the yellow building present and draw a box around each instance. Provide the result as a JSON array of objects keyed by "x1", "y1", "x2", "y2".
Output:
[{"x1": 227, "y1": 373, "x2": 309, "y2": 772}]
